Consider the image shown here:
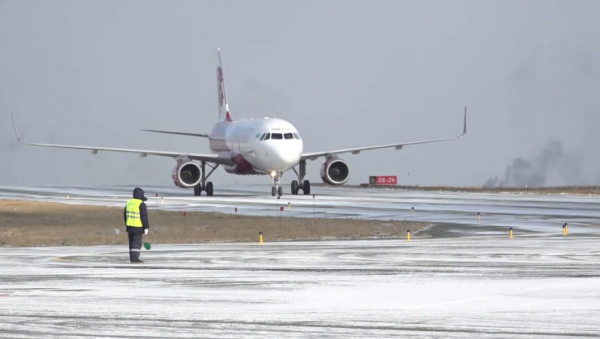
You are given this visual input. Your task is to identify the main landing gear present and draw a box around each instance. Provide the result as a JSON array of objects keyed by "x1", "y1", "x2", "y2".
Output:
[
  {"x1": 291, "y1": 160, "x2": 311, "y2": 195},
  {"x1": 193, "y1": 161, "x2": 219, "y2": 197}
]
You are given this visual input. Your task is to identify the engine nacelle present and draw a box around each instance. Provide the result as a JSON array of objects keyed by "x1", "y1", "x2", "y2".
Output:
[
  {"x1": 172, "y1": 161, "x2": 202, "y2": 188},
  {"x1": 320, "y1": 158, "x2": 350, "y2": 185}
]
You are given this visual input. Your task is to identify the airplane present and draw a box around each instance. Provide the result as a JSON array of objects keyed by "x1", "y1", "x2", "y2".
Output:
[{"x1": 12, "y1": 48, "x2": 467, "y2": 197}]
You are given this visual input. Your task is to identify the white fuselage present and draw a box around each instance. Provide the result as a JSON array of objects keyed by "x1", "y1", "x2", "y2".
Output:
[{"x1": 208, "y1": 118, "x2": 303, "y2": 175}]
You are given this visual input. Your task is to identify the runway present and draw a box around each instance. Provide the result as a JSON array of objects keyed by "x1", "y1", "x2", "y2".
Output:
[
  {"x1": 1, "y1": 185, "x2": 600, "y2": 338},
  {"x1": 1, "y1": 184, "x2": 600, "y2": 236}
]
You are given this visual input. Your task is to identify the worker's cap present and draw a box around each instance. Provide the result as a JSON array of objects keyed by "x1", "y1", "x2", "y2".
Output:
[{"x1": 133, "y1": 187, "x2": 147, "y2": 201}]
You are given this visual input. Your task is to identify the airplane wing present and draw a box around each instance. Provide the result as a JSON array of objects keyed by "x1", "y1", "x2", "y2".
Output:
[
  {"x1": 11, "y1": 115, "x2": 234, "y2": 166},
  {"x1": 141, "y1": 129, "x2": 209, "y2": 138},
  {"x1": 301, "y1": 109, "x2": 467, "y2": 161}
]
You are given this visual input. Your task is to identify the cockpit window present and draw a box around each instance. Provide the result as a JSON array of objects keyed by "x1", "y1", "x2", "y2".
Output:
[
  {"x1": 255, "y1": 133, "x2": 261, "y2": 139},
  {"x1": 293, "y1": 133, "x2": 301, "y2": 140},
  {"x1": 284, "y1": 133, "x2": 294, "y2": 139},
  {"x1": 271, "y1": 133, "x2": 283, "y2": 140},
  {"x1": 263, "y1": 133, "x2": 270, "y2": 140}
]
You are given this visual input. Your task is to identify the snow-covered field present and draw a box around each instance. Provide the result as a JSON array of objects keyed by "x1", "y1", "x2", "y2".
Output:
[
  {"x1": 1, "y1": 185, "x2": 600, "y2": 338},
  {"x1": 2, "y1": 237, "x2": 600, "y2": 338}
]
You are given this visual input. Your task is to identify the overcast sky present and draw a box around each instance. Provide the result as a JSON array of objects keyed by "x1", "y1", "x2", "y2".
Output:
[{"x1": 1, "y1": 0, "x2": 599, "y2": 189}]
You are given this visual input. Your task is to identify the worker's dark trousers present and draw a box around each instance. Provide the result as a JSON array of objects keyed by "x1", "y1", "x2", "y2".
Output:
[{"x1": 128, "y1": 232, "x2": 142, "y2": 262}]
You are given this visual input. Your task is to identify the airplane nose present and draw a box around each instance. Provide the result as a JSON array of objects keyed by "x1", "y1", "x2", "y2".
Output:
[
  {"x1": 272, "y1": 142, "x2": 302, "y2": 168},
  {"x1": 282, "y1": 146, "x2": 302, "y2": 163}
]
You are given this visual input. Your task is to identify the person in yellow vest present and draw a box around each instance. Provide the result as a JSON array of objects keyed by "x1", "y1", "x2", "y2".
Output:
[{"x1": 124, "y1": 187, "x2": 149, "y2": 263}]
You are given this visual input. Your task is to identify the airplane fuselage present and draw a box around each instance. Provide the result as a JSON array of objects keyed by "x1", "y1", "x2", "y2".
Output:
[{"x1": 208, "y1": 117, "x2": 303, "y2": 175}]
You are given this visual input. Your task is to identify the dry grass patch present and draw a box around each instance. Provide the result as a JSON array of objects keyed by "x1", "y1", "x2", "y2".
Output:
[{"x1": 0, "y1": 200, "x2": 425, "y2": 247}]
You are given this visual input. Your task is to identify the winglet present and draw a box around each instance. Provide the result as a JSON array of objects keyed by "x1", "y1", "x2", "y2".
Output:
[
  {"x1": 458, "y1": 107, "x2": 467, "y2": 139},
  {"x1": 463, "y1": 107, "x2": 467, "y2": 135},
  {"x1": 11, "y1": 114, "x2": 27, "y2": 145}
]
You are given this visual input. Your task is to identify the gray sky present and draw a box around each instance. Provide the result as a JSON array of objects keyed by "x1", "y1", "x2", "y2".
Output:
[{"x1": 1, "y1": 0, "x2": 599, "y2": 188}]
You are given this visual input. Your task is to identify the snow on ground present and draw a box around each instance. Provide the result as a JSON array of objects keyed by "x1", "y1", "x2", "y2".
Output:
[
  {"x1": 1, "y1": 237, "x2": 600, "y2": 338},
  {"x1": 1, "y1": 185, "x2": 600, "y2": 338}
]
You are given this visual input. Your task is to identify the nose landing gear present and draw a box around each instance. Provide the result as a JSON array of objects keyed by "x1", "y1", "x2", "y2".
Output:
[
  {"x1": 271, "y1": 186, "x2": 283, "y2": 197},
  {"x1": 271, "y1": 171, "x2": 283, "y2": 197}
]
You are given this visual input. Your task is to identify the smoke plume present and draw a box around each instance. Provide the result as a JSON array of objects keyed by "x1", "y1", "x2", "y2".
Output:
[{"x1": 484, "y1": 139, "x2": 590, "y2": 187}]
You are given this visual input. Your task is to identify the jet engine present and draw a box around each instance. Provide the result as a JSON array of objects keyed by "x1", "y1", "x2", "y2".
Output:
[
  {"x1": 320, "y1": 158, "x2": 350, "y2": 185},
  {"x1": 172, "y1": 161, "x2": 202, "y2": 188}
]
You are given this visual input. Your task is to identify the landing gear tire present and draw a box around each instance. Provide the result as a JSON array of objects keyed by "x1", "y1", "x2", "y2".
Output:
[
  {"x1": 291, "y1": 180, "x2": 299, "y2": 195},
  {"x1": 278, "y1": 186, "x2": 283, "y2": 197},
  {"x1": 271, "y1": 186, "x2": 276, "y2": 197},
  {"x1": 206, "y1": 182, "x2": 214, "y2": 196},
  {"x1": 194, "y1": 184, "x2": 202, "y2": 196},
  {"x1": 303, "y1": 180, "x2": 311, "y2": 195}
]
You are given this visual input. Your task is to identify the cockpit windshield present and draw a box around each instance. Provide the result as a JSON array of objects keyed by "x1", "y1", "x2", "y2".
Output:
[{"x1": 259, "y1": 132, "x2": 301, "y2": 141}]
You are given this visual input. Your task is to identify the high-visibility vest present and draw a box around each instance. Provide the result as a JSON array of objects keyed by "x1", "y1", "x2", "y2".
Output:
[{"x1": 125, "y1": 199, "x2": 143, "y2": 227}]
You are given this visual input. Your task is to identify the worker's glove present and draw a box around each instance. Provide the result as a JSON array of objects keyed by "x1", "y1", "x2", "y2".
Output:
[{"x1": 144, "y1": 229, "x2": 148, "y2": 235}]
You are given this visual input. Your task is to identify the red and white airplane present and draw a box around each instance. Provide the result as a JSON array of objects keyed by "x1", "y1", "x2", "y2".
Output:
[{"x1": 12, "y1": 49, "x2": 467, "y2": 197}]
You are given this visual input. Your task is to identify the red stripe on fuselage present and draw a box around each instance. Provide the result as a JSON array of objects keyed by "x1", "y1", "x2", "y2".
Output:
[
  {"x1": 231, "y1": 151, "x2": 258, "y2": 174},
  {"x1": 209, "y1": 120, "x2": 258, "y2": 174}
]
